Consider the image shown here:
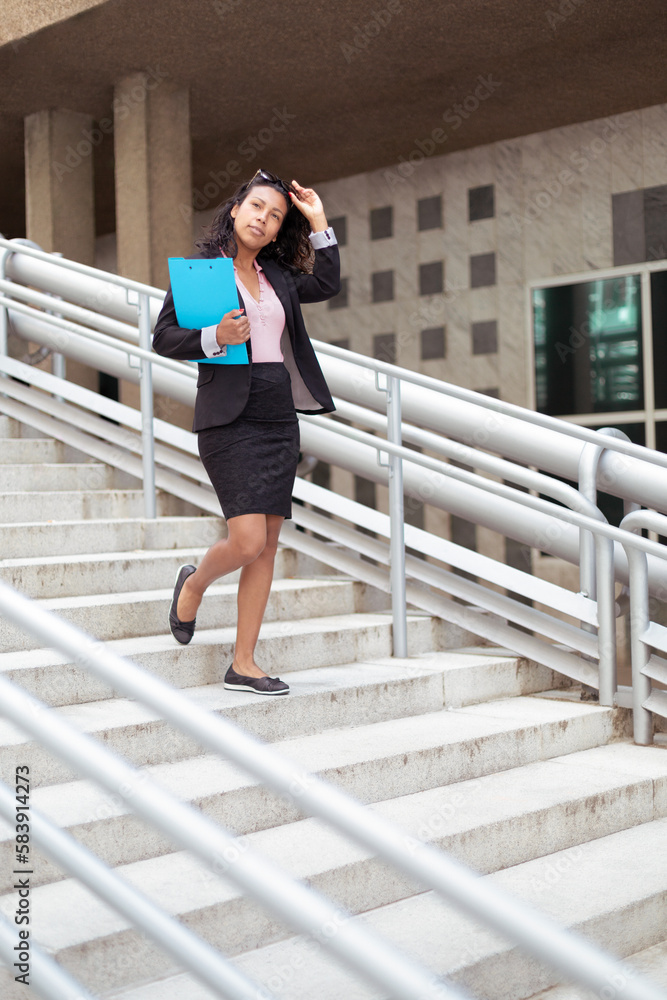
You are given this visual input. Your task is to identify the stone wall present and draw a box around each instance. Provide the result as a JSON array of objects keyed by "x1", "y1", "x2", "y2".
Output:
[{"x1": 301, "y1": 102, "x2": 667, "y2": 411}]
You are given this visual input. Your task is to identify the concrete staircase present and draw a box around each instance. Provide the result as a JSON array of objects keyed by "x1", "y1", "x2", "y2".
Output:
[{"x1": 0, "y1": 414, "x2": 666, "y2": 1000}]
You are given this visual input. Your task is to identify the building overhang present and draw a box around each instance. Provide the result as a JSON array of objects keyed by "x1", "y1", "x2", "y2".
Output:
[{"x1": 1, "y1": 0, "x2": 665, "y2": 237}]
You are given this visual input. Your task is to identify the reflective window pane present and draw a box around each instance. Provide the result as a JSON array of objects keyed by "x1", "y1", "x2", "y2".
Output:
[{"x1": 533, "y1": 275, "x2": 642, "y2": 415}]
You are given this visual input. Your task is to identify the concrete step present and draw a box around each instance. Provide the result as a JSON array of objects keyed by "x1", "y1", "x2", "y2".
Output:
[
  {"x1": 0, "y1": 515, "x2": 226, "y2": 559},
  {"x1": 0, "y1": 681, "x2": 625, "y2": 790},
  {"x1": 220, "y1": 817, "x2": 667, "y2": 1000},
  {"x1": 0, "y1": 462, "x2": 135, "y2": 491},
  {"x1": 529, "y1": 939, "x2": 667, "y2": 998},
  {"x1": 0, "y1": 577, "x2": 380, "y2": 657},
  {"x1": 0, "y1": 543, "x2": 338, "y2": 599},
  {"x1": 0, "y1": 651, "x2": 562, "y2": 884},
  {"x1": 0, "y1": 488, "x2": 194, "y2": 522},
  {"x1": 0, "y1": 546, "x2": 278, "y2": 599},
  {"x1": 91, "y1": 818, "x2": 667, "y2": 1000},
  {"x1": 0, "y1": 416, "x2": 46, "y2": 439},
  {"x1": 0, "y1": 656, "x2": 451, "y2": 884},
  {"x1": 0, "y1": 547, "x2": 217, "y2": 598},
  {"x1": 0, "y1": 544, "x2": 344, "y2": 596},
  {"x1": 0, "y1": 437, "x2": 65, "y2": 463},
  {"x1": 2, "y1": 731, "x2": 662, "y2": 896},
  {"x1": 1, "y1": 751, "x2": 662, "y2": 999},
  {"x1": 0, "y1": 612, "x2": 446, "y2": 785}
]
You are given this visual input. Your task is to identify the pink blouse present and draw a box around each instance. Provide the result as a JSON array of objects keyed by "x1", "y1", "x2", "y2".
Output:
[{"x1": 233, "y1": 257, "x2": 285, "y2": 362}]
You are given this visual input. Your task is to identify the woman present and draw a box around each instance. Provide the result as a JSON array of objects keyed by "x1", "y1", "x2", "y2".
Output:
[{"x1": 153, "y1": 168, "x2": 339, "y2": 695}]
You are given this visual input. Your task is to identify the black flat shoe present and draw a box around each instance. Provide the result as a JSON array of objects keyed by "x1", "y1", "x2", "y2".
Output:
[
  {"x1": 224, "y1": 664, "x2": 289, "y2": 696},
  {"x1": 169, "y1": 564, "x2": 197, "y2": 644}
]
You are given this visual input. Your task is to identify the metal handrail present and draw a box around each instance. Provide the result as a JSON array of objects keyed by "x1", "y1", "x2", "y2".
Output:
[
  {"x1": 0, "y1": 914, "x2": 97, "y2": 1000},
  {"x1": 3, "y1": 233, "x2": 667, "y2": 472},
  {"x1": 1, "y1": 239, "x2": 667, "y2": 991},
  {"x1": 0, "y1": 580, "x2": 663, "y2": 1000},
  {"x1": 0, "y1": 275, "x2": 142, "y2": 344},
  {"x1": 0, "y1": 235, "x2": 164, "y2": 299},
  {"x1": 0, "y1": 780, "x2": 274, "y2": 1000},
  {"x1": 0, "y1": 294, "x2": 195, "y2": 380},
  {"x1": 0, "y1": 587, "x2": 464, "y2": 1000},
  {"x1": 3, "y1": 347, "x2": 666, "y2": 702},
  {"x1": 311, "y1": 338, "x2": 667, "y2": 473},
  {"x1": 619, "y1": 508, "x2": 667, "y2": 744},
  {"x1": 301, "y1": 412, "x2": 667, "y2": 560},
  {"x1": 4, "y1": 238, "x2": 667, "y2": 714}
]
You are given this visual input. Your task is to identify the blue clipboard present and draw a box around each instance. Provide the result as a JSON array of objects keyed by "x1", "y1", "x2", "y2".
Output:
[{"x1": 168, "y1": 256, "x2": 249, "y2": 365}]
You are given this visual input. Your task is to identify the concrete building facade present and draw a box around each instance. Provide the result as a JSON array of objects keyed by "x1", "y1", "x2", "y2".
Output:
[{"x1": 2, "y1": 0, "x2": 667, "y2": 575}]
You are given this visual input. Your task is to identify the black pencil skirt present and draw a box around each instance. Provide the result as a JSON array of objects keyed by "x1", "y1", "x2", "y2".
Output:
[{"x1": 197, "y1": 362, "x2": 300, "y2": 520}]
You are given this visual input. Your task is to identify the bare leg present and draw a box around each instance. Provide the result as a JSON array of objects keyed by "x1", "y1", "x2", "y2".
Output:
[
  {"x1": 232, "y1": 515, "x2": 284, "y2": 678},
  {"x1": 176, "y1": 513, "x2": 268, "y2": 621}
]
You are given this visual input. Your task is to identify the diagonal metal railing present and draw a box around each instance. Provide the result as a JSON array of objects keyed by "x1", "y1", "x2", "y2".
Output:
[
  {"x1": 1, "y1": 237, "x2": 666, "y2": 728},
  {"x1": 0, "y1": 581, "x2": 664, "y2": 1000}
]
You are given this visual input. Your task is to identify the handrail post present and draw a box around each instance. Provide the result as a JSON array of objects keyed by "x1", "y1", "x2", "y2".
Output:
[
  {"x1": 626, "y1": 546, "x2": 653, "y2": 745},
  {"x1": 578, "y1": 428, "x2": 633, "y2": 701},
  {"x1": 49, "y1": 251, "x2": 66, "y2": 396},
  {"x1": 0, "y1": 248, "x2": 9, "y2": 359},
  {"x1": 594, "y1": 534, "x2": 617, "y2": 706},
  {"x1": 619, "y1": 507, "x2": 667, "y2": 745},
  {"x1": 137, "y1": 292, "x2": 156, "y2": 519},
  {"x1": 386, "y1": 374, "x2": 407, "y2": 657}
]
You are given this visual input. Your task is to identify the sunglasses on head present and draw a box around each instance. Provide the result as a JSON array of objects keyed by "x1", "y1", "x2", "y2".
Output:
[{"x1": 250, "y1": 168, "x2": 294, "y2": 200}]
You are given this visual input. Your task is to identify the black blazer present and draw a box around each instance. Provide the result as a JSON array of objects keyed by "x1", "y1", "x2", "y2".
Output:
[{"x1": 152, "y1": 242, "x2": 340, "y2": 432}]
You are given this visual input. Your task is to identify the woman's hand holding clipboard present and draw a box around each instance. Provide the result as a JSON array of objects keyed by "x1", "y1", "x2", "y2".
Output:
[{"x1": 167, "y1": 256, "x2": 249, "y2": 365}]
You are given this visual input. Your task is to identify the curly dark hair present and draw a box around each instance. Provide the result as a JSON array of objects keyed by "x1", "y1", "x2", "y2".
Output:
[{"x1": 194, "y1": 173, "x2": 315, "y2": 274}]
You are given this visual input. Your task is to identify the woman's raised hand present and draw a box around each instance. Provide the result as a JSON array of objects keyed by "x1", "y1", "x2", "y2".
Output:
[
  {"x1": 216, "y1": 308, "x2": 250, "y2": 346},
  {"x1": 289, "y1": 180, "x2": 327, "y2": 231}
]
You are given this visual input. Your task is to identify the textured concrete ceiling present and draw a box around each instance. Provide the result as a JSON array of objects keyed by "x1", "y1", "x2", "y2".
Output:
[{"x1": 1, "y1": 0, "x2": 666, "y2": 238}]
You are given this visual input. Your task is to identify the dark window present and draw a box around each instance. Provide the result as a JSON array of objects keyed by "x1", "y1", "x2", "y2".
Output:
[
  {"x1": 329, "y1": 215, "x2": 347, "y2": 246},
  {"x1": 470, "y1": 252, "x2": 496, "y2": 287},
  {"x1": 417, "y1": 195, "x2": 442, "y2": 231},
  {"x1": 370, "y1": 206, "x2": 393, "y2": 240},
  {"x1": 644, "y1": 185, "x2": 667, "y2": 261},
  {"x1": 312, "y1": 461, "x2": 331, "y2": 491},
  {"x1": 419, "y1": 261, "x2": 443, "y2": 295},
  {"x1": 505, "y1": 536, "x2": 531, "y2": 573},
  {"x1": 330, "y1": 337, "x2": 350, "y2": 350},
  {"x1": 327, "y1": 276, "x2": 348, "y2": 310},
  {"x1": 450, "y1": 515, "x2": 477, "y2": 582},
  {"x1": 652, "y1": 270, "x2": 667, "y2": 407},
  {"x1": 99, "y1": 372, "x2": 119, "y2": 401},
  {"x1": 404, "y1": 495, "x2": 425, "y2": 529},
  {"x1": 532, "y1": 276, "x2": 642, "y2": 416},
  {"x1": 421, "y1": 326, "x2": 446, "y2": 360},
  {"x1": 504, "y1": 536, "x2": 533, "y2": 615},
  {"x1": 372, "y1": 270, "x2": 394, "y2": 302},
  {"x1": 477, "y1": 386, "x2": 500, "y2": 398},
  {"x1": 472, "y1": 320, "x2": 498, "y2": 355},
  {"x1": 354, "y1": 475, "x2": 376, "y2": 508},
  {"x1": 373, "y1": 332, "x2": 396, "y2": 365},
  {"x1": 612, "y1": 185, "x2": 667, "y2": 265},
  {"x1": 468, "y1": 184, "x2": 495, "y2": 222}
]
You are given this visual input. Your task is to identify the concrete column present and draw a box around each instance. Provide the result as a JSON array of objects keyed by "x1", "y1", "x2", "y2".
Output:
[
  {"x1": 24, "y1": 108, "x2": 95, "y2": 263},
  {"x1": 22, "y1": 108, "x2": 97, "y2": 392},
  {"x1": 113, "y1": 71, "x2": 192, "y2": 289},
  {"x1": 113, "y1": 72, "x2": 193, "y2": 424}
]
